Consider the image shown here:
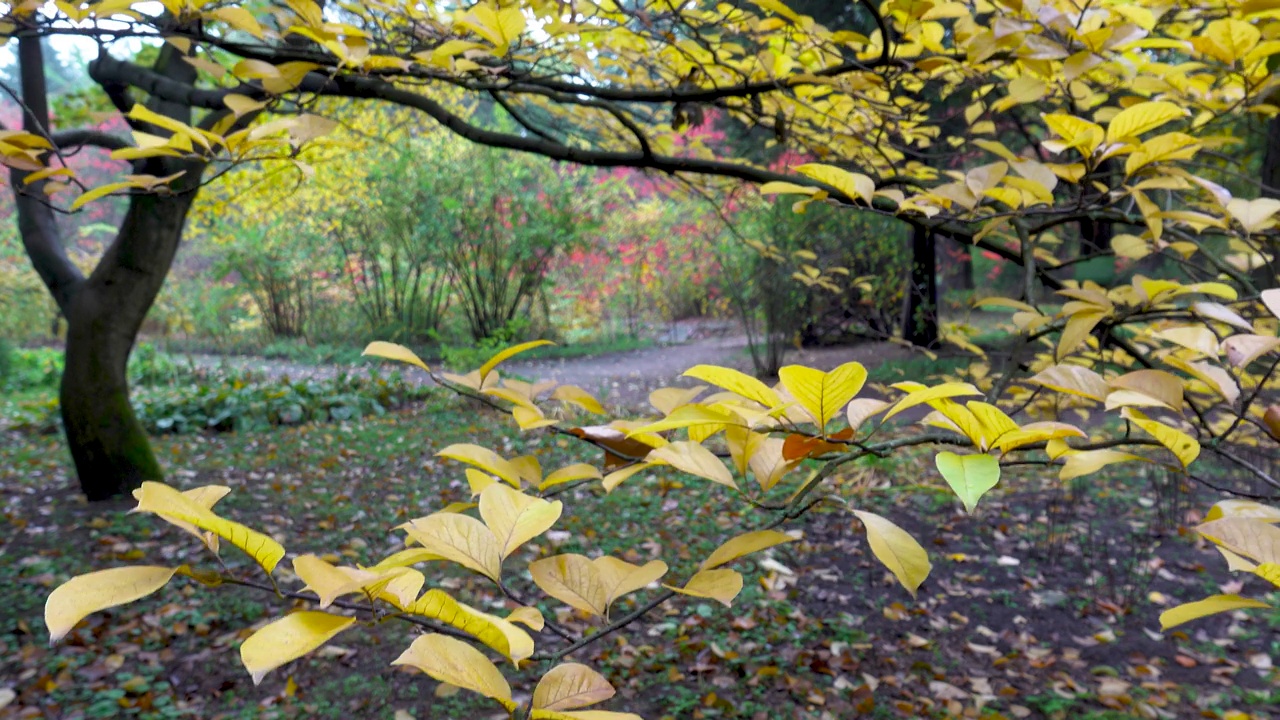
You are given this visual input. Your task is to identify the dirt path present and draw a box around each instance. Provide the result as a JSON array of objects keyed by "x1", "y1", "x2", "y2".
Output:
[{"x1": 182, "y1": 323, "x2": 915, "y2": 410}]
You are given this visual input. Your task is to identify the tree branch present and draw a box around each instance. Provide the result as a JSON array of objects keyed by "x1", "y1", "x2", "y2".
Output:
[
  {"x1": 50, "y1": 129, "x2": 132, "y2": 152},
  {"x1": 8, "y1": 37, "x2": 84, "y2": 309}
]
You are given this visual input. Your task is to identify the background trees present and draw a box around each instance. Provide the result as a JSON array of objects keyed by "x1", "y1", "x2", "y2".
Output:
[{"x1": 1, "y1": 0, "x2": 1278, "y2": 502}]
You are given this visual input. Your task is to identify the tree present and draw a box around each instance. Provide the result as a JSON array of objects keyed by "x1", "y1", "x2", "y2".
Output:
[
  {"x1": 26, "y1": 1, "x2": 1280, "y2": 715},
  {"x1": 1, "y1": 0, "x2": 1278, "y2": 500}
]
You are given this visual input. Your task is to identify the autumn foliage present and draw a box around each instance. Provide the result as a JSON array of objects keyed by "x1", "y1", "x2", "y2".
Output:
[{"x1": 4, "y1": 0, "x2": 1280, "y2": 715}]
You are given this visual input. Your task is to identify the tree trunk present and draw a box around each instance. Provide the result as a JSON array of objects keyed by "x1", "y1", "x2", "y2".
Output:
[
  {"x1": 7, "y1": 37, "x2": 211, "y2": 500},
  {"x1": 902, "y1": 224, "x2": 939, "y2": 347},
  {"x1": 60, "y1": 192, "x2": 197, "y2": 500},
  {"x1": 1257, "y1": 115, "x2": 1280, "y2": 290}
]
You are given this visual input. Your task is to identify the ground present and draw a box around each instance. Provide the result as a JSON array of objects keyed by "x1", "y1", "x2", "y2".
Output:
[{"x1": 2, "y1": 334, "x2": 1278, "y2": 720}]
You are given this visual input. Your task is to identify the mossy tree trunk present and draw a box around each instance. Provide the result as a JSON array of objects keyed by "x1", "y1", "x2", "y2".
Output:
[{"x1": 7, "y1": 37, "x2": 209, "y2": 500}]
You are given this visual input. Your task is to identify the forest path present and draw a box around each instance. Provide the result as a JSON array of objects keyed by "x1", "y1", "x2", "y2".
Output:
[{"x1": 181, "y1": 320, "x2": 915, "y2": 410}]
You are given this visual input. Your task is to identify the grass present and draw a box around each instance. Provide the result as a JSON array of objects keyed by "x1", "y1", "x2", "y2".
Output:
[{"x1": 3, "y1": 391, "x2": 1278, "y2": 719}]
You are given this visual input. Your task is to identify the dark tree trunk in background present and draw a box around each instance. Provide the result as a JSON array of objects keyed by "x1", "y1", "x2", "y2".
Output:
[
  {"x1": 1255, "y1": 115, "x2": 1280, "y2": 289},
  {"x1": 902, "y1": 224, "x2": 939, "y2": 347},
  {"x1": 1078, "y1": 216, "x2": 1113, "y2": 255},
  {"x1": 60, "y1": 192, "x2": 199, "y2": 500},
  {"x1": 8, "y1": 37, "x2": 208, "y2": 500}
]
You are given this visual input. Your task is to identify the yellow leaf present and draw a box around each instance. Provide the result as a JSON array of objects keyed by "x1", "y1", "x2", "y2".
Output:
[
  {"x1": 540, "y1": 463, "x2": 602, "y2": 491},
  {"x1": 1159, "y1": 595, "x2": 1270, "y2": 630},
  {"x1": 701, "y1": 530, "x2": 795, "y2": 570},
  {"x1": 1042, "y1": 113, "x2": 1103, "y2": 156},
  {"x1": 966, "y1": 401, "x2": 1018, "y2": 446},
  {"x1": 366, "y1": 548, "x2": 445, "y2": 572},
  {"x1": 793, "y1": 163, "x2": 875, "y2": 204},
  {"x1": 240, "y1": 612, "x2": 355, "y2": 685},
  {"x1": 759, "y1": 181, "x2": 820, "y2": 196},
  {"x1": 627, "y1": 405, "x2": 741, "y2": 436},
  {"x1": 465, "y1": 468, "x2": 500, "y2": 497},
  {"x1": 593, "y1": 557, "x2": 667, "y2": 609},
  {"x1": 1262, "y1": 289, "x2": 1280, "y2": 321},
  {"x1": 377, "y1": 569, "x2": 426, "y2": 610},
  {"x1": 531, "y1": 710, "x2": 643, "y2": 720},
  {"x1": 646, "y1": 441, "x2": 737, "y2": 489},
  {"x1": 1228, "y1": 198, "x2": 1280, "y2": 234},
  {"x1": 1060, "y1": 449, "x2": 1145, "y2": 480},
  {"x1": 553, "y1": 385, "x2": 605, "y2": 414},
  {"x1": 362, "y1": 341, "x2": 430, "y2": 373},
  {"x1": 1057, "y1": 309, "x2": 1107, "y2": 360},
  {"x1": 1105, "y1": 101, "x2": 1185, "y2": 143},
  {"x1": 1154, "y1": 327, "x2": 1219, "y2": 358},
  {"x1": 479, "y1": 340, "x2": 554, "y2": 381},
  {"x1": 666, "y1": 569, "x2": 744, "y2": 606},
  {"x1": 683, "y1": 365, "x2": 783, "y2": 409},
  {"x1": 745, "y1": 437, "x2": 796, "y2": 491},
  {"x1": 1028, "y1": 364, "x2": 1108, "y2": 401},
  {"x1": 393, "y1": 634, "x2": 516, "y2": 710},
  {"x1": 530, "y1": 554, "x2": 607, "y2": 616},
  {"x1": 132, "y1": 482, "x2": 284, "y2": 573},
  {"x1": 1202, "y1": 18, "x2": 1261, "y2": 64},
  {"x1": 162, "y1": 485, "x2": 230, "y2": 549},
  {"x1": 1218, "y1": 546, "x2": 1258, "y2": 572},
  {"x1": 514, "y1": 405, "x2": 559, "y2": 430},
  {"x1": 1205, "y1": 500, "x2": 1280, "y2": 522},
  {"x1": 1122, "y1": 408, "x2": 1200, "y2": 467},
  {"x1": 478, "y1": 483, "x2": 562, "y2": 559},
  {"x1": 400, "y1": 590, "x2": 533, "y2": 661},
  {"x1": 210, "y1": 6, "x2": 265, "y2": 38},
  {"x1": 1107, "y1": 369, "x2": 1184, "y2": 410},
  {"x1": 852, "y1": 510, "x2": 931, "y2": 597},
  {"x1": 649, "y1": 386, "x2": 708, "y2": 415},
  {"x1": 1221, "y1": 334, "x2": 1280, "y2": 368},
  {"x1": 402, "y1": 513, "x2": 502, "y2": 582},
  {"x1": 778, "y1": 361, "x2": 868, "y2": 429},
  {"x1": 992, "y1": 422, "x2": 1086, "y2": 453},
  {"x1": 601, "y1": 463, "x2": 651, "y2": 492},
  {"x1": 1197, "y1": 517, "x2": 1280, "y2": 564},
  {"x1": 293, "y1": 555, "x2": 372, "y2": 608},
  {"x1": 70, "y1": 181, "x2": 139, "y2": 210},
  {"x1": 507, "y1": 606, "x2": 545, "y2": 631},
  {"x1": 1254, "y1": 562, "x2": 1280, "y2": 587},
  {"x1": 533, "y1": 663, "x2": 615, "y2": 711},
  {"x1": 45, "y1": 566, "x2": 180, "y2": 643},
  {"x1": 883, "y1": 382, "x2": 983, "y2": 421},
  {"x1": 845, "y1": 398, "x2": 889, "y2": 432},
  {"x1": 1005, "y1": 76, "x2": 1046, "y2": 104},
  {"x1": 438, "y1": 444, "x2": 522, "y2": 487}
]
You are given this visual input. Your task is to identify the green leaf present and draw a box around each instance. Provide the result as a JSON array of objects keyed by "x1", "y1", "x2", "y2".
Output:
[{"x1": 934, "y1": 452, "x2": 1001, "y2": 513}]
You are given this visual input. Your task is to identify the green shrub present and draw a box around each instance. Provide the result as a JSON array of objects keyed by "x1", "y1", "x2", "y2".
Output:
[
  {"x1": 4, "y1": 367, "x2": 436, "y2": 435},
  {"x1": 0, "y1": 337, "x2": 12, "y2": 389}
]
